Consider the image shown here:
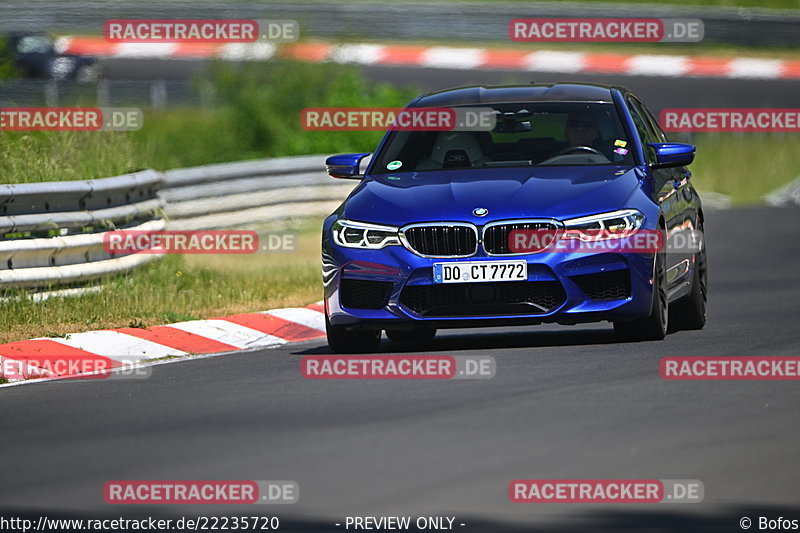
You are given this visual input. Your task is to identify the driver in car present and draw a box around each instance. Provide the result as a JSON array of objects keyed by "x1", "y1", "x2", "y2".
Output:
[
  {"x1": 565, "y1": 113, "x2": 599, "y2": 147},
  {"x1": 563, "y1": 112, "x2": 617, "y2": 161}
]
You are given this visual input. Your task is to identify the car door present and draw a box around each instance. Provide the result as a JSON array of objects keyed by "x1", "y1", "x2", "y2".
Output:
[
  {"x1": 625, "y1": 95, "x2": 685, "y2": 286},
  {"x1": 640, "y1": 98, "x2": 700, "y2": 223},
  {"x1": 639, "y1": 97, "x2": 698, "y2": 283}
]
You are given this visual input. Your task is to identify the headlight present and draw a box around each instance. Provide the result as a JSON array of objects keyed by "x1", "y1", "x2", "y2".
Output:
[
  {"x1": 562, "y1": 209, "x2": 645, "y2": 241},
  {"x1": 331, "y1": 219, "x2": 401, "y2": 249}
]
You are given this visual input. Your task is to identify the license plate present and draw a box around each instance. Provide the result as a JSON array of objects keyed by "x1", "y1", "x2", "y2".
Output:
[{"x1": 433, "y1": 260, "x2": 527, "y2": 284}]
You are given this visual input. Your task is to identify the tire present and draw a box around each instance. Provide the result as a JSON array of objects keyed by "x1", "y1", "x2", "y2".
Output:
[
  {"x1": 614, "y1": 246, "x2": 668, "y2": 342},
  {"x1": 670, "y1": 222, "x2": 708, "y2": 331},
  {"x1": 325, "y1": 313, "x2": 381, "y2": 354},
  {"x1": 385, "y1": 328, "x2": 437, "y2": 343}
]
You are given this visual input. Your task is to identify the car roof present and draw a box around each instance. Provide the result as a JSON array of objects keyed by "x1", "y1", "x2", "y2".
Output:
[{"x1": 412, "y1": 83, "x2": 623, "y2": 107}]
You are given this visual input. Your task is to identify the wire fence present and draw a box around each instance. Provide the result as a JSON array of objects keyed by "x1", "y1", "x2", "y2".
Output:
[{"x1": 0, "y1": 79, "x2": 211, "y2": 107}]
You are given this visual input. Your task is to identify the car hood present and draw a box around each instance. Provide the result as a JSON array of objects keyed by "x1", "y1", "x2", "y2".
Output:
[{"x1": 341, "y1": 166, "x2": 643, "y2": 226}]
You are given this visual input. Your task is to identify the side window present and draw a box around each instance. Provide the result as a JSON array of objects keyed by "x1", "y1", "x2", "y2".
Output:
[
  {"x1": 639, "y1": 101, "x2": 669, "y2": 143},
  {"x1": 626, "y1": 96, "x2": 658, "y2": 165}
]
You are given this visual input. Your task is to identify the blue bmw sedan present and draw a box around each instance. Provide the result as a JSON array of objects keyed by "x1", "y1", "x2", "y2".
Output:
[{"x1": 322, "y1": 83, "x2": 707, "y2": 353}]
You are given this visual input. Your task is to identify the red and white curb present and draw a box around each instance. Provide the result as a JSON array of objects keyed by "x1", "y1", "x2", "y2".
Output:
[
  {"x1": 0, "y1": 301, "x2": 326, "y2": 385},
  {"x1": 55, "y1": 36, "x2": 277, "y2": 61},
  {"x1": 56, "y1": 36, "x2": 800, "y2": 80}
]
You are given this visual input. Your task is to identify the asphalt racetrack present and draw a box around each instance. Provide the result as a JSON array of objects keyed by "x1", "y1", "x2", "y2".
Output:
[{"x1": 2, "y1": 206, "x2": 799, "y2": 531}]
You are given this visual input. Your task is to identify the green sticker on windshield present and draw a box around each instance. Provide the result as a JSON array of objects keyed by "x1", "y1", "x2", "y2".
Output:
[{"x1": 387, "y1": 160, "x2": 403, "y2": 171}]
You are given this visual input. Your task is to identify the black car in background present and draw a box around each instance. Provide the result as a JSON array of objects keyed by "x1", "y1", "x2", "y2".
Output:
[{"x1": 2, "y1": 32, "x2": 102, "y2": 81}]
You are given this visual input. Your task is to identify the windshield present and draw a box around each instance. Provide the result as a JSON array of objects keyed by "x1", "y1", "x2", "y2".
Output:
[
  {"x1": 15, "y1": 35, "x2": 53, "y2": 54},
  {"x1": 375, "y1": 102, "x2": 634, "y2": 173}
]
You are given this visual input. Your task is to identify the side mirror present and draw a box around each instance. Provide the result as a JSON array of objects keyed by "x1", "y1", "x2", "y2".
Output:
[
  {"x1": 648, "y1": 143, "x2": 695, "y2": 169},
  {"x1": 325, "y1": 153, "x2": 371, "y2": 179}
]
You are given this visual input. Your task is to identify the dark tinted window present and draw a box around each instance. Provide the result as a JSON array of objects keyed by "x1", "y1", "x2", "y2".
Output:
[
  {"x1": 626, "y1": 96, "x2": 659, "y2": 164},
  {"x1": 375, "y1": 102, "x2": 634, "y2": 173},
  {"x1": 637, "y1": 99, "x2": 669, "y2": 143}
]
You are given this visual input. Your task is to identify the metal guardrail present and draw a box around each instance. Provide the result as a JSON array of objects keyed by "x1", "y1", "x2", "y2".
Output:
[
  {"x1": 0, "y1": 79, "x2": 210, "y2": 108},
  {"x1": 0, "y1": 170, "x2": 164, "y2": 233},
  {"x1": 0, "y1": 170, "x2": 165, "y2": 288},
  {"x1": 0, "y1": 155, "x2": 356, "y2": 290},
  {"x1": 161, "y1": 154, "x2": 356, "y2": 231},
  {"x1": 765, "y1": 175, "x2": 800, "y2": 207}
]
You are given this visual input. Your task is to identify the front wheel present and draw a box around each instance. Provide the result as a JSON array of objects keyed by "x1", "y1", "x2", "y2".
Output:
[
  {"x1": 614, "y1": 248, "x2": 668, "y2": 342},
  {"x1": 325, "y1": 314, "x2": 381, "y2": 354},
  {"x1": 670, "y1": 222, "x2": 708, "y2": 331}
]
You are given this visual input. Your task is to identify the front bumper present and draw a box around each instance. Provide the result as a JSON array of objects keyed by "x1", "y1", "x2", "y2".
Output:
[{"x1": 323, "y1": 238, "x2": 656, "y2": 330}]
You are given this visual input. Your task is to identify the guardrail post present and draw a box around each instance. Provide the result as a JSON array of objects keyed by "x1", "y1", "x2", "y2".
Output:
[
  {"x1": 44, "y1": 80, "x2": 58, "y2": 106},
  {"x1": 96, "y1": 79, "x2": 110, "y2": 106},
  {"x1": 150, "y1": 80, "x2": 167, "y2": 109}
]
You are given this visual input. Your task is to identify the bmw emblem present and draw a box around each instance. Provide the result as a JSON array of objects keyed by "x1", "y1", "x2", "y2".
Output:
[{"x1": 473, "y1": 207, "x2": 489, "y2": 217}]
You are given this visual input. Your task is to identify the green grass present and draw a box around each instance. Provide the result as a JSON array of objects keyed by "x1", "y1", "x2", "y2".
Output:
[
  {"x1": 0, "y1": 37, "x2": 18, "y2": 81},
  {"x1": 0, "y1": 221, "x2": 324, "y2": 344},
  {"x1": 131, "y1": 60, "x2": 420, "y2": 169},
  {"x1": 0, "y1": 59, "x2": 419, "y2": 184},
  {"x1": 0, "y1": 131, "x2": 144, "y2": 183},
  {"x1": 690, "y1": 134, "x2": 800, "y2": 204}
]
